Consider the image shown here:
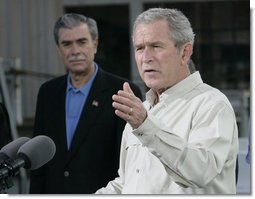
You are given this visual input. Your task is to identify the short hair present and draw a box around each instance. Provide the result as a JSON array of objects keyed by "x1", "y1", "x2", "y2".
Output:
[
  {"x1": 54, "y1": 13, "x2": 98, "y2": 45},
  {"x1": 133, "y1": 8, "x2": 195, "y2": 50}
]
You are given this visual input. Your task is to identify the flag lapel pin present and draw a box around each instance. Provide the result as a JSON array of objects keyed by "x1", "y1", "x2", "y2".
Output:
[{"x1": 92, "y1": 100, "x2": 99, "y2": 107}]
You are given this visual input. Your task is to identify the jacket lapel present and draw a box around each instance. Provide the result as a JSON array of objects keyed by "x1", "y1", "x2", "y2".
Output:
[{"x1": 55, "y1": 76, "x2": 69, "y2": 154}]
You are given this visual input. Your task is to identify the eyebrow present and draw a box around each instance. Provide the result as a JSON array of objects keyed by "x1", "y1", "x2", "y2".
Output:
[
  {"x1": 60, "y1": 37, "x2": 88, "y2": 45},
  {"x1": 135, "y1": 41, "x2": 164, "y2": 48}
]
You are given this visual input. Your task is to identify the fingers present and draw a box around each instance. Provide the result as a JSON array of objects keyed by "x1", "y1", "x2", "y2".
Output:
[
  {"x1": 123, "y1": 82, "x2": 134, "y2": 94},
  {"x1": 114, "y1": 83, "x2": 137, "y2": 104},
  {"x1": 112, "y1": 82, "x2": 147, "y2": 129},
  {"x1": 112, "y1": 90, "x2": 136, "y2": 118},
  {"x1": 112, "y1": 99, "x2": 132, "y2": 116}
]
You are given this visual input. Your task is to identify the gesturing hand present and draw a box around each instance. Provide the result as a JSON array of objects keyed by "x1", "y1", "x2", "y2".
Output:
[{"x1": 112, "y1": 82, "x2": 147, "y2": 129}]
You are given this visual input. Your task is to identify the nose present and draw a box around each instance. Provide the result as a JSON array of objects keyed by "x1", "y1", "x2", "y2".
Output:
[
  {"x1": 70, "y1": 43, "x2": 81, "y2": 55},
  {"x1": 142, "y1": 47, "x2": 153, "y2": 63}
]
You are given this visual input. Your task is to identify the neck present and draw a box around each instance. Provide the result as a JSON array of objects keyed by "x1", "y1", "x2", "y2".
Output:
[
  {"x1": 154, "y1": 66, "x2": 191, "y2": 103},
  {"x1": 70, "y1": 66, "x2": 95, "y2": 89}
]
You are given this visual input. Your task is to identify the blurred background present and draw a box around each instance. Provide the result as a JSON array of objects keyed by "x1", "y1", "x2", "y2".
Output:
[{"x1": 0, "y1": 0, "x2": 250, "y2": 194}]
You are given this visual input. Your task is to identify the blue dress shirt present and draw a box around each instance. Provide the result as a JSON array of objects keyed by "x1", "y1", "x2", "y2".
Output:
[{"x1": 65, "y1": 64, "x2": 98, "y2": 149}]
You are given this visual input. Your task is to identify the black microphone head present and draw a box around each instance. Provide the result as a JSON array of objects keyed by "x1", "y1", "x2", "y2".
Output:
[
  {"x1": 17, "y1": 135, "x2": 56, "y2": 170},
  {"x1": 0, "y1": 137, "x2": 30, "y2": 162}
]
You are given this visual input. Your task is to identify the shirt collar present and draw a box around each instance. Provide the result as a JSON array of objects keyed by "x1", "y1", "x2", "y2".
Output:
[
  {"x1": 67, "y1": 63, "x2": 98, "y2": 95},
  {"x1": 146, "y1": 71, "x2": 203, "y2": 106}
]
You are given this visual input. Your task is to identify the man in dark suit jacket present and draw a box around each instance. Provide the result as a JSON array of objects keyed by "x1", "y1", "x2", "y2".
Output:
[{"x1": 29, "y1": 13, "x2": 142, "y2": 194}]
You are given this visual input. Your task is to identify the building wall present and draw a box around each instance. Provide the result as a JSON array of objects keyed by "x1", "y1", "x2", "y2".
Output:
[{"x1": 0, "y1": 0, "x2": 64, "y2": 122}]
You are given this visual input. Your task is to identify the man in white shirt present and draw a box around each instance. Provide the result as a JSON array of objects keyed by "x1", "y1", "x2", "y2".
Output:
[{"x1": 96, "y1": 8, "x2": 238, "y2": 194}]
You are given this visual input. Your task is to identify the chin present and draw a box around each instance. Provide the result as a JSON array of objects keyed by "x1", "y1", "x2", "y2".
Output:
[
  {"x1": 145, "y1": 79, "x2": 156, "y2": 87},
  {"x1": 70, "y1": 65, "x2": 85, "y2": 71}
]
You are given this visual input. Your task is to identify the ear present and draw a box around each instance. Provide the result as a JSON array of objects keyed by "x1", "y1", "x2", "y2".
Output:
[
  {"x1": 180, "y1": 43, "x2": 193, "y2": 66},
  {"x1": 56, "y1": 45, "x2": 62, "y2": 57},
  {"x1": 94, "y1": 38, "x2": 99, "y2": 54}
]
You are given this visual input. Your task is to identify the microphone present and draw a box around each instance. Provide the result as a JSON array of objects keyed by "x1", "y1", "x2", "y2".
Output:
[
  {"x1": 18, "y1": 135, "x2": 56, "y2": 170},
  {"x1": 0, "y1": 135, "x2": 56, "y2": 180},
  {"x1": 0, "y1": 137, "x2": 30, "y2": 164}
]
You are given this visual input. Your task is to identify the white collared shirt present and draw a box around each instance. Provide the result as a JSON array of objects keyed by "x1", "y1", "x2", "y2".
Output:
[{"x1": 96, "y1": 72, "x2": 238, "y2": 194}]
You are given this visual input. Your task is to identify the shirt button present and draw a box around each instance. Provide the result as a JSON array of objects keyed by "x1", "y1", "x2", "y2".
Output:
[
  {"x1": 138, "y1": 133, "x2": 143, "y2": 136},
  {"x1": 136, "y1": 169, "x2": 140, "y2": 173},
  {"x1": 64, "y1": 171, "x2": 69, "y2": 177}
]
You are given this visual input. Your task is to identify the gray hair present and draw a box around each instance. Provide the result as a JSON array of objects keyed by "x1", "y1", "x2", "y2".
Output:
[
  {"x1": 54, "y1": 13, "x2": 98, "y2": 45},
  {"x1": 133, "y1": 8, "x2": 195, "y2": 50}
]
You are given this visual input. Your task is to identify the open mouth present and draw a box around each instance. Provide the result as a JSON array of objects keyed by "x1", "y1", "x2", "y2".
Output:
[{"x1": 145, "y1": 69, "x2": 157, "y2": 73}]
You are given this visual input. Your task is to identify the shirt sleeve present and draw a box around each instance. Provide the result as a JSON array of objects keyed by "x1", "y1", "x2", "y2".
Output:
[
  {"x1": 95, "y1": 176, "x2": 123, "y2": 194},
  {"x1": 132, "y1": 101, "x2": 238, "y2": 188}
]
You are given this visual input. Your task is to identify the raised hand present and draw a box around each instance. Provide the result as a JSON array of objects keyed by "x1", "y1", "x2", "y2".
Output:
[{"x1": 112, "y1": 82, "x2": 147, "y2": 129}]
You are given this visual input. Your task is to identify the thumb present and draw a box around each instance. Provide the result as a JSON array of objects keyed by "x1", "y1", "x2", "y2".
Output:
[{"x1": 123, "y1": 82, "x2": 134, "y2": 94}]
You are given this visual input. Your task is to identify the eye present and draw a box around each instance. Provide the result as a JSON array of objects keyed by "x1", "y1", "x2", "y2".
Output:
[
  {"x1": 153, "y1": 44, "x2": 161, "y2": 48},
  {"x1": 79, "y1": 40, "x2": 86, "y2": 44},
  {"x1": 135, "y1": 46, "x2": 144, "y2": 52},
  {"x1": 62, "y1": 41, "x2": 71, "y2": 47},
  {"x1": 78, "y1": 39, "x2": 88, "y2": 45}
]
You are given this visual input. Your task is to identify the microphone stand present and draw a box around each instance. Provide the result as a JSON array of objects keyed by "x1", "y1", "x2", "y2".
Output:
[
  {"x1": 0, "y1": 161, "x2": 14, "y2": 193},
  {"x1": 0, "y1": 176, "x2": 14, "y2": 193}
]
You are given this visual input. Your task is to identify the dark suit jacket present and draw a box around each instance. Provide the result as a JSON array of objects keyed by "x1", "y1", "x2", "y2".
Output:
[{"x1": 29, "y1": 68, "x2": 142, "y2": 194}]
